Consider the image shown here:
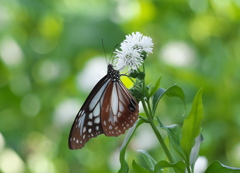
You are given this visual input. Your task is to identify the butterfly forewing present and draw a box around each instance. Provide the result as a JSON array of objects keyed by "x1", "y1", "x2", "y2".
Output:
[
  {"x1": 69, "y1": 64, "x2": 139, "y2": 150},
  {"x1": 69, "y1": 76, "x2": 109, "y2": 149}
]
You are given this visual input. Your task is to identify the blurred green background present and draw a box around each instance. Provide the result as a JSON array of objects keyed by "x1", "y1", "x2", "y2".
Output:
[{"x1": 0, "y1": 0, "x2": 240, "y2": 172}]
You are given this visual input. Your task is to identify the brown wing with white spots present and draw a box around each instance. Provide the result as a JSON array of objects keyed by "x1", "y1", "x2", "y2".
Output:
[
  {"x1": 101, "y1": 81, "x2": 139, "y2": 136},
  {"x1": 68, "y1": 76, "x2": 110, "y2": 150},
  {"x1": 68, "y1": 64, "x2": 139, "y2": 150}
]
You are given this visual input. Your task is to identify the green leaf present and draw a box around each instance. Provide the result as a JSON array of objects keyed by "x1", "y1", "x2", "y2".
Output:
[
  {"x1": 129, "y1": 70, "x2": 139, "y2": 78},
  {"x1": 132, "y1": 160, "x2": 152, "y2": 173},
  {"x1": 205, "y1": 161, "x2": 240, "y2": 173},
  {"x1": 137, "y1": 72, "x2": 145, "y2": 80},
  {"x1": 139, "y1": 113, "x2": 150, "y2": 123},
  {"x1": 158, "y1": 118, "x2": 185, "y2": 159},
  {"x1": 151, "y1": 84, "x2": 185, "y2": 116},
  {"x1": 165, "y1": 84, "x2": 185, "y2": 105},
  {"x1": 118, "y1": 119, "x2": 144, "y2": 173},
  {"x1": 149, "y1": 76, "x2": 162, "y2": 97},
  {"x1": 152, "y1": 88, "x2": 166, "y2": 115},
  {"x1": 137, "y1": 150, "x2": 157, "y2": 171},
  {"x1": 180, "y1": 88, "x2": 204, "y2": 164},
  {"x1": 190, "y1": 134, "x2": 204, "y2": 167},
  {"x1": 154, "y1": 160, "x2": 186, "y2": 173}
]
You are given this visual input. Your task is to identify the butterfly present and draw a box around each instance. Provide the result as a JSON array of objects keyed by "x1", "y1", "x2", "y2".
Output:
[{"x1": 69, "y1": 64, "x2": 139, "y2": 149}]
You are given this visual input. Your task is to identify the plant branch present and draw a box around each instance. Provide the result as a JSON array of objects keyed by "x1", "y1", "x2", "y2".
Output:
[
  {"x1": 141, "y1": 98, "x2": 174, "y2": 163},
  {"x1": 149, "y1": 120, "x2": 174, "y2": 163}
]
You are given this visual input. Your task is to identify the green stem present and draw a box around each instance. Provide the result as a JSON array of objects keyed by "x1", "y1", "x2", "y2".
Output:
[
  {"x1": 187, "y1": 166, "x2": 191, "y2": 173},
  {"x1": 141, "y1": 98, "x2": 174, "y2": 163},
  {"x1": 142, "y1": 64, "x2": 146, "y2": 97},
  {"x1": 139, "y1": 116, "x2": 151, "y2": 123},
  {"x1": 149, "y1": 120, "x2": 174, "y2": 163},
  {"x1": 140, "y1": 63, "x2": 174, "y2": 163},
  {"x1": 146, "y1": 98, "x2": 153, "y2": 119},
  {"x1": 141, "y1": 98, "x2": 151, "y2": 121}
]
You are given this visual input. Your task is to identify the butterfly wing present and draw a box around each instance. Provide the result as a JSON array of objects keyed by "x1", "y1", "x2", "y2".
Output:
[
  {"x1": 101, "y1": 80, "x2": 139, "y2": 136},
  {"x1": 69, "y1": 75, "x2": 111, "y2": 149},
  {"x1": 69, "y1": 64, "x2": 139, "y2": 150}
]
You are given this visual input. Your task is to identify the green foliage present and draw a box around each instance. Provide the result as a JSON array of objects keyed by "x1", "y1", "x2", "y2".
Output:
[
  {"x1": 205, "y1": 161, "x2": 240, "y2": 173},
  {"x1": 119, "y1": 119, "x2": 144, "y2": 173},
  {"x1": 154, "y1": 161, "x2": 186, "y2": 173},
  {"x1": 137, "y1": 150, "x2": 157, "y2": 171},
  {"x1": 118, "y1": 74, "x2": 237, "y2": 172},
  {"x1": 149, "y1": 76, "x2": 162, "y2": 98},
  {"x1": 131, "y1": 83, "x2": 204, "y2": 172},
  {"x1": 158, "y1": 122, "x2": 184, "y2": 159},
  {"x1": 132, "y1": 160, "x2": 152, "y2": 173},
  {"x1": 152, "y1": 84, "x2": 185, "y2": 116},
  {"x1": 180, "y1": 88, "x2": 203, "y2": 165}
]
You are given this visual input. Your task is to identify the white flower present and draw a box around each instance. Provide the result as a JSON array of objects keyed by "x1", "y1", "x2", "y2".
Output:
[
  {"x1": 115, "y1": 48, "x2": 143, "y2": 72},
  {"x1": 114, "y1": 32, "x2": 154, "y2": 72},
  {"x1": 122, "y1": 32, "x2": 154, "y2": 54}
]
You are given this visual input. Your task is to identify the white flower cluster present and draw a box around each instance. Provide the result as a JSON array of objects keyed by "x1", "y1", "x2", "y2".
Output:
[{"x1": 114, "y1": 32, "x2": 154, "y2": 72}]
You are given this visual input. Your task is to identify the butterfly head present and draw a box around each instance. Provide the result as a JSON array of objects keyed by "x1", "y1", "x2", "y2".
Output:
[{"x1": 107, "y1": 64, "x2": 120, "y2": 82}]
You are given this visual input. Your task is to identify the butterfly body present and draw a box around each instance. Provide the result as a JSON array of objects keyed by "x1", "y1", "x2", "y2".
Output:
[{"x1": 69, "y1": 64, "x2": 139, "y2": 149}]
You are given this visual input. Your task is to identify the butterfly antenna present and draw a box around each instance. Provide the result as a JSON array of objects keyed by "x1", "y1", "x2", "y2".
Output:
[
  {"x1": 102, "y1": 39, "x2": 108, "y2": 64},
  {"x1": 110, "y1": 44, "x2": 119, "y2": 65}
]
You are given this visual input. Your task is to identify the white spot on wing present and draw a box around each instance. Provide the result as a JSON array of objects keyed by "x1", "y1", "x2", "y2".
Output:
[
  {"x1": 118, "y1": 112, "x2": 122, "y2": 117},
  {"x1": 88, "y1": 128, "x2": 92, "y2": 133},
  {"x1": 89, "y1": 113, "x2": 93, "y2": 119},
  {"x1": 119, "y1": 103, "x2": 124, "y2": 112},
  {"x1": 93, "y1": 103, "x2": 100, "y2": 117},
  {"x1": 94, "y1": 117, "x2": 100, "y2": 124},
  {"x1": 111, "y1": 83, "x2": 118, "y2": 116},
  {"x1": 114, "y1": 116, "x2": 117, "y2": 123}
]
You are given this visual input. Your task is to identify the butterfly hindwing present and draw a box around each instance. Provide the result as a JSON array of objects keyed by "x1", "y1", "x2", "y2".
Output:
[
  {"x1": 69, "y1": 64, "x2": 139, "y2": 150},
  {"x1": 101, "y1": 81, "x2": 138, "y2": 136}
]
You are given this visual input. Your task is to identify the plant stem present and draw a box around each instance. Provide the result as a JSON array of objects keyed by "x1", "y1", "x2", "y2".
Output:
[
  {"x1": 187, "y1": 166, "x2": 191, "y2": 173},
  {"x1": 149, "y1": 120, "x2": 174, "y2": 163},
  {"x1": 140, "y1": 63, "x2": 174, "y2": 163},
  {"x1": 141, "y1": 98, "x2": 151, "y2": 121},
  {"x1": 141, "y1": 98, "x2": 174, "y2": 163},
  {"x1": 146, "y1": 99, "x2": 153, "y2": 119}
]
